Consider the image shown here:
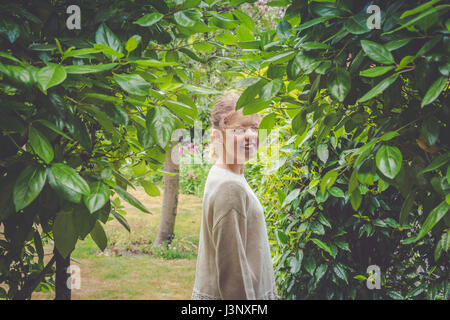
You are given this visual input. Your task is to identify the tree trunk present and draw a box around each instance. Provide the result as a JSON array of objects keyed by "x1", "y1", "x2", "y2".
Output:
[
  {"x1": 153, "y1": 147, "x2": 180, "y2": 247},
  {"x1": 54, "y1": 247, "x2": 71, "y2": 300}
]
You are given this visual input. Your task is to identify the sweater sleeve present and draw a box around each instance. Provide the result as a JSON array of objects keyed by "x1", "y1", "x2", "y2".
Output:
[{"x1": 210, "y1": 181, "x2": 256, "y2": 300}]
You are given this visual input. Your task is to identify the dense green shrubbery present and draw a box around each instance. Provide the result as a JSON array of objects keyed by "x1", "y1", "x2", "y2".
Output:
[{"x1": 242, "y1": 0, "x2": 450, "y2": 299}]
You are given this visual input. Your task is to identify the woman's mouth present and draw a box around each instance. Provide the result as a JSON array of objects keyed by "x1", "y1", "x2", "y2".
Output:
[{"x1": 241, "y1": 144, "x2": 256, "y2": 151}]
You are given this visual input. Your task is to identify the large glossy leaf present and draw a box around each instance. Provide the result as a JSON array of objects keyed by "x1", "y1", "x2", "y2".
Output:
[
  {"x1": 48, "y1": 163, "x2": 90, "y2": 203},
  {"x1": 376, "y1": 145, "x2": 403, "y2": 179},
  {"x1": 83, "y1": 182, "x2": 111, "y2": 214},
  {"x1": 36, "y1": 63, "x2": 67, "y2": 93},
  {"x1": 72, "y1": 204, "x2": 96, "y2": 240},
  {"x1": 133, "y1": 12, "x2": 164, "y2": 26},
  {"x1": 147, "y1": 106, "x2": 176, "y2": 149},
  {"x1": 360, "y1": 66, "x2": 394, "y2": 77},
  {"x1": 13, "y1": 166, "x2": 47, "y2": 211},
  {"x1": 113, "y1": 73, "x2": 151, "y2": 96},
  {"x1": 359, "y1": 73, "x2": 399, "y2": 102},
  {"x1": 320, "y1": 169, "x2": 338, "y2": 192},
  {"x1": 64, "y1": 63, "x2": 117, "y2": 74},
  {"x1": 327, "y1": 66, "x2": 350, "y2": 102},
  {"x1": 361, "y1": 40, "x2": 395, "y2": 65},
  {"x1": 260, "y1": 78, "x2": 283, "y2": 101},
  {"x1": 53, "y1": 209, "x2": 77, "y2": 258},
  {"x1": 421, "y1": 76, "x2": 447, "y2": 107},
  {"x1": 95, "y1": 23, "x2": 123, "y2": 60},
  {"x1": 282, "y1": 188, "x2": 300, "y2": 208},
  {"x1": 90, "y1": 220, "x2": 108, "y2": 251},
  {"x1": 165, "y1": 100, "x2": 197, "y2": 125},
  {"x1": 412, "y1": 201, "x2": 450, "y2": 243},
  {"x1": 419, "y1": 152, "x2": 450, "y2": 174},
  {"x1": 174, "y1": 9, "x2": 202, "y2": 27},
  {"x1": 28, "y1": 127, "x2": 54, "y2": 164}
]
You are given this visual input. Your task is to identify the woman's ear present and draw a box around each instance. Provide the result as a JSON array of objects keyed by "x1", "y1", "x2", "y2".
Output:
[{"x1": 212, "y1": 128, "x2": 223, "y2": 143}]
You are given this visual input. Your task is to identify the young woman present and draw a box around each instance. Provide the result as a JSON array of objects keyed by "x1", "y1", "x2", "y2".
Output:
[{"x1": 191, "y1": 93, "x2": 278, "y2": 300}]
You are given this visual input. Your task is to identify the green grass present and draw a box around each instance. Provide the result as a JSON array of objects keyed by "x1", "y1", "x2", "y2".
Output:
[{"x1": 32, "y1": 189, "x2": 202, "y2": 300}]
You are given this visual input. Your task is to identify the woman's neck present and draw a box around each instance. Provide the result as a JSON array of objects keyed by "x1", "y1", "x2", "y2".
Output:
[{"x1": 215, "y1": 162, "x2": 244, "y2": 175}]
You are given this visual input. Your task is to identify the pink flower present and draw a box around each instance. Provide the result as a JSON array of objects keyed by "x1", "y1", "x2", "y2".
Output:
[
  {"x1": 178, "y1": 146, "x2": 184, "y2": 154},
  {"x1": 188, "y1": 172, "x2": 196, "y2": 179},
  {"x1": 190, "y1": 147, "x2": 195, "y2": 153},
  {"x1": 187, "y1": 142, "x2": 194, "y2": 147}
]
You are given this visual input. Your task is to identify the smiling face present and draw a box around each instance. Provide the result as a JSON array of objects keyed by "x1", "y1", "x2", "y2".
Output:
[{"x1": 218, "y1": 110, "x2": 261, "y2": 164}]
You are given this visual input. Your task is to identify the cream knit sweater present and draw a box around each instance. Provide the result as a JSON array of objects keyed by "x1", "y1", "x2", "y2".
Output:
[{"x1": 191, "y1": 165, "x2": 278, "y2": 300}]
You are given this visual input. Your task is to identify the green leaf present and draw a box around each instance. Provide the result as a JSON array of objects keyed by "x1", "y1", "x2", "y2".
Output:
[
  {"x1": 277, "y1": 230, "x2": 289, "y2": 245},
  {"x1": 125, "y1": 35, "x2": 142, "y2": 53},
  {"x1": 421, "y1": 117, "x2": 440, "y2": 146},
  {"x1": 72, "y1": 205, "x2": 96, "y2": 240},
  {"x1": 301, "y1": 42, "x2": 331, "y2": 50},
  {"x1": 348, "y1": 169, "x2": 359, "y2": 194},
  {"x1": 420, "y1": 152, "x2": 450, "y2": 174},
  {"x1": 317, "y1": 144, "x2": 329, "y2": 163},
  {"x1": 320, "y1": 169, "x2": 338, "y2": 192},
  {"x1": 421, "y1": 76, "x2": 447, "y2": 108},
  {"x1": 147, "y1": 106, "x2": 176, "y2": 149},
  {"x1": 350, "y1": 188, "x2": 362, "y2": 210},
  {"x1": 379, "y1": 131, "x2": 399, "y2": 141},
  {"x1": 13, "y1": 166, "x2": 47, "y2": 211},
  {"x1": 111, "y1": 209, "x2": 130, "y2": 233},
  {"x1": 64, "y1": 63, "x2": 117, "y2": 74},
  {"x1": 28, "y1": 127, "x2": 54, "y2": 164},
  {"x1": 360, "y1": 66, "x2": 394, "y2": 78},
  {"x1": 315, "y1": 264, "x2": 328, "y2": 284},
  {"x1": 361, "y1": 40, "x2": 395, "y2": 65},
  {"x1": 382, "y1": 4, "x2": 450, "y2": 36},
  {"x1": 400, "y1": 0, "x2": 442, "y2": 19},
  {"x1": 333, "y1": 263, "x2": 348, "y2": 284},
  {"x1": 344, "y1": 14, "x2": 370, "y2": 34},
  {"x1": 276, "y1": 20, "x2": 291, "y2": 39},
  {"x1": 327, "y1": 66, "x2": 350, "y2": 102},
  {"x1": 48, "y1": 163, "x2": 90, "y2": 203},
  {"x1": 90, "y1": 220, "x2": 108, "y2": 251},
  {"x1": 310, "y1": 238, "x2": 332, "y2": 256},
  {"x1": 165, "y1": 99, "x2": 197, "y2": 125},
  {"x1": 259, "y1": 113, "x2": 276, "y2": 137},
  {"x1": 303, "y1": 207, "x2": 315, "y2": 219},
  {"x1": 216, "y1": 32, "x2": 238, "y2": 45},
  {"x1": 292, "y1": 109, "x2": 308, "y2": 135},
  {"x1": 376, "y1": 145, "x2": 403, "y2": 179},
  {"x1": 133, "y1": 12, "x2": 164, "y2": 26},
  {"x1": 36, "y1": 63, "x2": 67, "y2": 93},
  {"x1": 413, "y1": 201, "x2": 450, "y2": 243},
  {"x1": 174, "y1": 9, "x2": 202, "y2": 27},
  {"x1": 113, "y1": 73, "x2": 151, "y2": 96},
  {"x1": 83, "y1": 182, "x2": 110, "y2": 214},
  {"x1": 260, "y1": 78, "x2": 283, "y2": 101},
  {"x1": 53, "y1": 210, "x2": 77, "y2": 258},
  {"x1": 35, "y1": 119, "x2": 73, "y2": 141},
  {"x1": 113, "y1": 185, "x2": 150, "y2": 214},
  {"x1": 329, "y1": 186, "x2": 345, "y2": 198},
  {"x1": 447, "y1": 164, "x2": 450, "y2": 184},
  {"x1": 399, "y1": 191, "x2": 415, "y2": 225},
  {"x1": 141, "y1": 180, "x2": 160, "y2": 197},
  {"x1": 95, "y1": 23, "x2": 123, "y2": 60},
  {"x1": 282, "y1": 188, "x2": 300, "y2": 208},
  {"x1": 104, "y1": 103, "x2": 129, "y2": 126},
  {"x1": 358, "y1": 73, "x2": 399, "y2": 102}
]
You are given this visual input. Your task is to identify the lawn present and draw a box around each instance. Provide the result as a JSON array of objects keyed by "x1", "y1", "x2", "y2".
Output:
[{"x1": 31, "y1": 187, "x2": 203, "y2": 300}]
